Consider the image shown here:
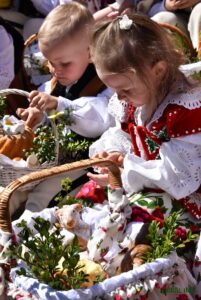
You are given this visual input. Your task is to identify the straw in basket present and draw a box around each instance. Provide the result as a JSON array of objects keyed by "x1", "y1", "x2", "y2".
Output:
[
  {"x1": 0, "y1": 158, "x2": 196, "y2": 299},
  {"x1": 0, "y1": 88, "x2": 59, "y2": 191}
]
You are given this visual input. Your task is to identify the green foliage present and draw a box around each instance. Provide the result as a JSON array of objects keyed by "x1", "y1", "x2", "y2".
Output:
[
  {"x1": 0, "y1": 96, "x2": 7, "y2": 119},
  {"x1": 191, "y1": 71, "x2": 201, "y2": 82},
  {"x1": 8, "y1": 217, "x2": 88, "y2": 290},
  {"x1": 48, "y1": 107, "x2": 94, "y2": 163},
  {"x1": 143, "y1": 210, "x2": 198, "y2": 263},
  {"x1": 54, "y1": 178, "x2": 94, "y2": 208},
  {"x1": 25, "y1": 125, "x2": 56, "y2": 164}
]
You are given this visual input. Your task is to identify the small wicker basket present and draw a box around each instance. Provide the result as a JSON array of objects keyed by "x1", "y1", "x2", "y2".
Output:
[{"x1": 0, "y1": 88, "x2": 59, "y2": 191}]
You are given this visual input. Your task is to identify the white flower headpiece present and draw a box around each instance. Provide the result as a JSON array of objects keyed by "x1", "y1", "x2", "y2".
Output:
[{"x1": 119, "y1": 14, "x2": 133, "y2": 30}]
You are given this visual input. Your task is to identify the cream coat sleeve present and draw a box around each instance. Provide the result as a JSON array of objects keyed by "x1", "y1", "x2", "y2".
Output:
[
  {"x1": 122, "y1": 134, "x2": 201, "y2": 199},
  {"x1": 56, "y1": 88, "x2": 115, "y2": 138}
]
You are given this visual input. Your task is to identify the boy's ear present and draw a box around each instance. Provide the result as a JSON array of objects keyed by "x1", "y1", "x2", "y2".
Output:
[{"x1": 152, "y1": 60, "x2": 167, "y2": 79}]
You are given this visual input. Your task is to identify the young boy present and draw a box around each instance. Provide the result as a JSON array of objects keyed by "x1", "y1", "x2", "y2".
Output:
[
  {"x1": 19, "y1": 2, "x2": 114, "y2": 136},
  {"x1": 13, "y1": 2, "x2": 115, "y2": 218}
]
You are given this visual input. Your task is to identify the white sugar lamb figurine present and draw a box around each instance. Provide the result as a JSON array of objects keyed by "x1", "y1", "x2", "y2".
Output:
[{"x1": 55, "y1": 203, "x2": 90, "y2": 249}]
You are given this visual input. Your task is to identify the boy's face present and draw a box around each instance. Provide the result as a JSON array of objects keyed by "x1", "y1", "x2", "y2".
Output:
[{"x1": 39, "y1": 34, "x2": 90, "y2": 86}]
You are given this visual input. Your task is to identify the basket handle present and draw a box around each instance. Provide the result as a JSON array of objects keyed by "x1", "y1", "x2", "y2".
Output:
[
  {"x1": 0, "y1": 89, "x2": 29, "y2": 99},
  {"x1": 24, "y1": 33, "x2": 38, "y2": 48},
  {"x1": 160, "y1": 22, "x2": 196, "y2": 61},
  {"x1": 0, "y1": 158, "x2": 122, "y2": 234}
]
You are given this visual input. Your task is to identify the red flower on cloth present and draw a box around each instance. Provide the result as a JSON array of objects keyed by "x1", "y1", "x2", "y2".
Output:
[
  {"x1": 131, "y1": 206, "x2": 164, "y2": 226},
  {"x1": 174, "y1": 226, "x2": 187, "y2": 240},
  {"x1": 176, "y1": 294, "x2": 189, "y2": 300},
  {"x1": 100, "y1": 247, "x2": 109, "y2": 258},
  {"x1": 75, "y1": 179, "x2": 106, "y2": 203},
  {"x1": 194, "y1": 256, "x2": 201, "y2": 267},
  {"x1": 190, "y1": 224, "x2": 200, "y2": 233},
  {"x1": 11, "y1": 234, "x2": 17, "y2": 244},
  {"x1": 131, "y1": 206, "x2": 152, "y2": 223},
  {"x1": 115, "y1": 296, "x2": 123, "y2": 300}
]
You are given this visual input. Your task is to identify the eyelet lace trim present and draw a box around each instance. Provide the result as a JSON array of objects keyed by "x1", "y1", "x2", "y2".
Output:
[
  {"x1": 150, "y1": 85, "x2": 201, "y2": 124},
  {"x1": 108, "y1": 94, "x2": 129, "y2": 123},
  {"x1": 108, "y1": 85, "x2": 201, "y2": 126}
]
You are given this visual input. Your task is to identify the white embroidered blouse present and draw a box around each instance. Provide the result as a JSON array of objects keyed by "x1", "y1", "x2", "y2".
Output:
[{"x1": 89, "y1": 84, "x2": 201, "y2": 200}]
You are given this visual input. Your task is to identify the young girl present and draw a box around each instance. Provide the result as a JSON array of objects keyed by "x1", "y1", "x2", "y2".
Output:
[{"x1": 88, "y1": 12, "x2": 201, "y2": 296}]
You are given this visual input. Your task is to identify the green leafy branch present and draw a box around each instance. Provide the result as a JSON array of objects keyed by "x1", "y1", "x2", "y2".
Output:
[
  {"x1": 54, "y1": 178, "x2": 94, "y2": 208},
  {"x1": 0, "y1": 96, "x2": 7, "y2": 120},
  {"x1": 143, "y1": 210, "x2": 198, "y2": 263},
  {"x1": 24, "y1": 125, "x2": 56, "y2": 164},
  {"x1": 8, "y1": 217, "x2": 88, "y2": 290}
]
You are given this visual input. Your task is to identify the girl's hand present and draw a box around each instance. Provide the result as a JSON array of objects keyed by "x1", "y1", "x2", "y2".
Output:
[
  {"x1": 29, "y1": 90, "x2": 58, "y2": 111},
  {"x1": 87, "y1": 151, "x2": 124, "y2": 186},
  {"x1": 93, "y1": 151, "x2": 124, "y2": 166},
  {"x1": 16, "y1": 107, "x2": 44, "y2": 128},
  {"x1": 87, "y1": 172, "x2": 109, "y2": 187}
]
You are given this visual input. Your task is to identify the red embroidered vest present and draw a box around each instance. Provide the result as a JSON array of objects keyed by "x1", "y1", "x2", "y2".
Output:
[{"x1": 121, "y1": 103, "x2": 201, "y2": 219}]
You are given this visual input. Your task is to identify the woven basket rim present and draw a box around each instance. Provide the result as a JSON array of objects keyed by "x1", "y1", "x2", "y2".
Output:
[{"x1": 0, "y1": 88, "x2": 59, "y2": 190}]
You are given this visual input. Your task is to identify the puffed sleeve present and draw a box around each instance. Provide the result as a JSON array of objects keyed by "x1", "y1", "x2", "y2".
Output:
[
  {"x1": 122, "y1": 133, "x2": 201, "y2": 199},
  {"x1": 89, "y1": 126, "x2": 133, "y2": 157},
  {"x1": 0, "y1": 26, "x2": 14, "y2": 89}
]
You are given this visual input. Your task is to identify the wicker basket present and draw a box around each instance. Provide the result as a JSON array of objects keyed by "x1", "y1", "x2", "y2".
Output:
[
  {"x1": 0, "y1": 88, "x2": 59, "y2": 191},
  {"x1": 160, "y1": 22, "x2": 197, "y2": 62},
  {"x1": 0, "y1": 159, "x2": 196, "y2": 299}
]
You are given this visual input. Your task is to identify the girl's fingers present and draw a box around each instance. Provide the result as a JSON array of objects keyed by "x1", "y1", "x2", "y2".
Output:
[
  {"x1": 29, "y1": 95, "x2": 41, "y2": 107},
  {"x1": 87, "y1": 172, "x2": 109, "y2": 187},
  {"x1": 36, "y1": 99, "x2": 46, "y2": 111},
  {"x1": 16, "y1": 108, "x2": 25, "y2": 118},
  {"x1": 29, "y1": 90, "x2": 39, "y2": 100},
  {"x1": 93, "y1": 151, "x2": 109, "y2": 159}
]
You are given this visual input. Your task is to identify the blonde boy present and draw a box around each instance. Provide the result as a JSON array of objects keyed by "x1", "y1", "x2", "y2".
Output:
[
  {"x1": 14, "y1": 2, "x2": 114, "y2": 218},
  {"x1": 19, "y1": 2, "x2": 114, "y2": 137}
]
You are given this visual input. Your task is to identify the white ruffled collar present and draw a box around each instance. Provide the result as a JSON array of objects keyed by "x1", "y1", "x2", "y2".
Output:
[{"x1": 108, "y1": 83, "x2": 201, "y2": 126}]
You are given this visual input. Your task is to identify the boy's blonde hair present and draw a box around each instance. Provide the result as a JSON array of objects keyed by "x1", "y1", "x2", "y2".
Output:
[
  {"x1": 90, "y1": 12, "x2": 188, "y2": 104},
  {"x1": 38, "y1": 2, "x2": 94, "y2": 49}
]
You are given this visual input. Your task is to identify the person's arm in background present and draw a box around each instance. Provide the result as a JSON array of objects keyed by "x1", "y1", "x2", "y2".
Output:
[
  {"x1": 148, "y1": 0, "x2": 201, "y2": 17},
  {"x1": 0, "y1": 26, "x2": 14, "y2": 89},
  {"x1": 30, "y1": 0, "x2": 72, "y2": 16}
]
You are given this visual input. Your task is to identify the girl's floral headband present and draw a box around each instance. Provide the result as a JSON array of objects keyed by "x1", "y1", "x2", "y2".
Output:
[{"x1": 119, "y1": 14, "x2": 133, "y2": 30}]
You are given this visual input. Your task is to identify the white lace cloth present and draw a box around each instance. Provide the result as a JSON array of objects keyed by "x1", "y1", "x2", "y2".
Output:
[{"x1": 0, "y1": 26, "x2": 14, "y2": 89}]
